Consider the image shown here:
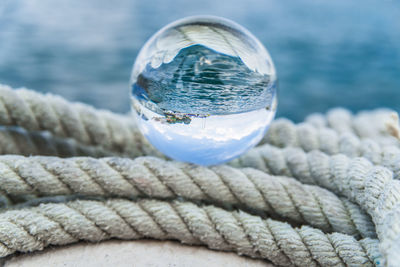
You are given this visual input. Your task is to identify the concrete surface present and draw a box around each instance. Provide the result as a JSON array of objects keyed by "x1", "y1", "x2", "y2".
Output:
[{"x1": 4, "y1": 240, "x2": 274, "y2": 267}]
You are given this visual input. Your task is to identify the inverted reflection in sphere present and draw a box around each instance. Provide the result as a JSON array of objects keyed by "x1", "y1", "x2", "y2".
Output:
[{"x1": 131, "y1": 16, "x2": 277, "y2": 165}]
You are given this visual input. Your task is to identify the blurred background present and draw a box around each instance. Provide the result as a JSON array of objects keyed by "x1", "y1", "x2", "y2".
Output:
[{"x1": 0, "y1": 0, "x2": 399, "y2": 121}]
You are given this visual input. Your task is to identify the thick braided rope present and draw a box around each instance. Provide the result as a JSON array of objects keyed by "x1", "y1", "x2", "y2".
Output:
[
  {"x1": 304, "y1": 107, "x2": 400, "y2": 142},
  {"x1": 1, "y1": 85, "x2": 397, "y2": 158},
  {"x1": 261, "y1": 118, "x2": 400, "y2": 175},
  {"x1": 231, "y1": 144, "x2": 400, "y2": 266},
  {"x1": 0, "y1": 198, "x2": 380, "y2": 266},
  {"x1": 2, "y1": 115, "x2": 398, "y2": 174},
  {"x1": 0, "y1": 85, "x2": 393, "y2": 265},
  {"x1": 0, "y1": 126, "x2": 118, "y2": 158},
  {"x1": 0, "y1": 84, "x2": 161, "y2": 158},
  {"x1": 0, "y1": 155, "x2": 375, "y2": 239}
]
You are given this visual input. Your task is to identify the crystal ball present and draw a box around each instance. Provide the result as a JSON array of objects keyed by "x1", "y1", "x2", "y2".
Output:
[{"x1": 130, "y1": 16, "x2": 277, "y2": 165}]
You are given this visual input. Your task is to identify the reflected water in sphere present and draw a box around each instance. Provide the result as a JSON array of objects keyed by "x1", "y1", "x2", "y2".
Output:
[{"x1": 130, "y1": 16, "x2": 277, "y2": 165}]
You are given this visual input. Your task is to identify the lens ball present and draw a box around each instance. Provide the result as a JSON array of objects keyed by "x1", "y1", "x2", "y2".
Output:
[{"x1": 130, "y1": 16, "x2": 277, "y2": 165}]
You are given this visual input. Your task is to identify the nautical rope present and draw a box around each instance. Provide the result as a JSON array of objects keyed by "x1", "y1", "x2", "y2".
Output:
[
  {"x1": 2, "y1": 114, "x2": 399, "y2": 175},
  {"x1": 0, "y1": 155, "x2": 375, "y2": 239},
  {"x1": 0, "y1": 85, "x2": 398, "y2": 266},
  {"x1": 1, "y1": 84, "x2": 397, "y2": 159},
  {"x1": 304, "y1": 107, "x2": 400, "y2": 142},
  {"x1": 231, "y1": 144, "x2": 400, "y2": 266},
  {"x1": 0, "y1": 126, "x2": 117, "y2": 158},
  {"x1": 0, "y1": 198, "x2": 381, "y2": 267},
  {"x1": 0, "y1": 84, "x2": 161, "y2": 158},
  {"x1": 261, "y1": 118, "x2": 400, "y2": 169}
]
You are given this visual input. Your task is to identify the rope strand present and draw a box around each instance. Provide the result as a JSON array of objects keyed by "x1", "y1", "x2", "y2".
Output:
[
  {"x1": 0, "y1": 198, "x2": 380, "y2": 266},
  {"x1": 0, "y1": 155, "x2": 375, "y2": 239},
  {"x1": 305, "y1": 108, "x2": 399, "y2": 142},
  {"x1": 0, "y1": 126, "x2": 119, "y2": 158},
  {"x1": 1, "y1": 84, "x2": 397, "y2": 159},
  {"x1": 231, "y1": 143, "x2": 400, "y2": 266},
  {"x1": 1, "y1": 86, "x2": 399, "y2": 266},
  {"x1": 261, "y1": 118, "x2": 400, "y2": 170},
  {"x1": 0, "y1": 84, "x2": 161, "y2": 158}
]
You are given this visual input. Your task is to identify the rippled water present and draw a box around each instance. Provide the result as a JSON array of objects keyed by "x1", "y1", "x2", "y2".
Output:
[
  {"x1": 133, "y1": 45, "x2": 275, "y2": 115},
  {"x1": 0, "y1": 0, "x2": 399, "y2": 121}
]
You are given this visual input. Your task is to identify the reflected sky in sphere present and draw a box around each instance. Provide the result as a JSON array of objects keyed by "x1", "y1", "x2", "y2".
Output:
[
  {"x1": 133, "y1": 100, "x2": 275, "y2": 165},
  {"x1": 130, "y1": 16, "x2": 277, "y2": 165}
]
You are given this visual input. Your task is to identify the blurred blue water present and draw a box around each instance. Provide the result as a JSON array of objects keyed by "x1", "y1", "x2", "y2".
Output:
[{"x1": 0, "y1": 0, "x2": 399, "y2": 121}]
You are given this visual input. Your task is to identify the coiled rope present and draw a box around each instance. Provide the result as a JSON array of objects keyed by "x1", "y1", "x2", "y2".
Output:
[
  {"x1": 304, "y1": 108, "x2": 399, "y2": 142},
  {"x1": 261, "y1": 118, "x2": 400, "y2": 166},
  {"x1": 0, "y1": 84, "x2": 161, "y2": 158},
  {"x1": 231, "y1": 144, "x2": 400, "y2": 266},
  {"x1": 0, "y1": 84, "x2": 399, "y2": 266},
  {"x1": 0, "y1": 126, "x2": 116, "y2": 158},
  {"x1": 0, "y1": 198, "x2": 380, "y2": 267},
  {"x1": 1, "y1": 84, "x2": 398, "y2": 159},
  {"x1": 0, "y1": 155, "x2": 375, "y2": 239}
]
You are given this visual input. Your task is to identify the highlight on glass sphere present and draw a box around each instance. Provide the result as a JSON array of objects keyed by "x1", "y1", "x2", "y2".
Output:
[{"x1": 130, "y1": 15, "x2": 277, "y2": 165}]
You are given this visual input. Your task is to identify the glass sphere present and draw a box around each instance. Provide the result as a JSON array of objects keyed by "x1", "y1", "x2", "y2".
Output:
[{"x1": 130, "y1": 16, "x2": 277, "y2": 165}]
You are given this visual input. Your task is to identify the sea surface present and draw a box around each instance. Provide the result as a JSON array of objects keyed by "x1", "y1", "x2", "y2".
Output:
[
  {"x1": 133, "y1": 44, "x2": 276, "y2": 115},
  {"x1": 0, "y1": 0, "x2": 399, "y2": 121}
]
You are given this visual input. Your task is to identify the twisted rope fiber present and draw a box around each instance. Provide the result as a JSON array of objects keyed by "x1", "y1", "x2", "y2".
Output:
[
  {"x1": 0, "y1": 126, "x2": 118, "y2": 158},
  {"x1": 304, "y1": 107, "x2": 400, "y2": 142},
  {"x1": 0, "y1": 155, "x2": 375, "y2": 239},
  {"x1": 0, "y1": 85, "x2": 394, "y2": 266},
  {"x1": 0, "y1": 198, "x2": 381, "y2": 266},
  {"x1": 231, "y1": 144, "x2": 400, "y2": 266},
  {"x1": 0, "y1": 124, "x2": 122, "y2": 207},
  {"x1": 0, "y1": 84, "x2": 161, "y2": 158},
  {"x1": 1, "y1": 112, "x2": 399, "y2": 182},
  {"x1": 0, "y1": 84, "x2": 397, "y2": 158},
  {"x1": 261, "y1": 118, "x2": 400, "y2": 175}
]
